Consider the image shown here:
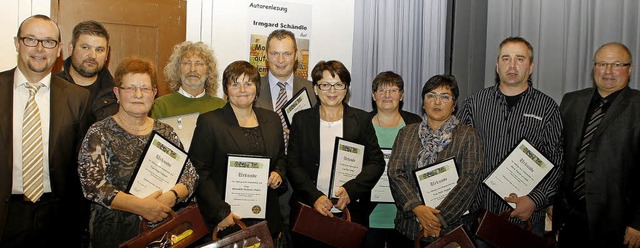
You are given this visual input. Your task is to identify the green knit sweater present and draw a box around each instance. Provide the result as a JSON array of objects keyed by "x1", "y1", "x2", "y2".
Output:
[{"x1": 150, "y1": 92, "x2": 226, "y2": 119}]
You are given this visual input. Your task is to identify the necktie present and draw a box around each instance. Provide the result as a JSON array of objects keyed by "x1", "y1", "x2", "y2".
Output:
[
  {"x1": 22, "y1": 83, "x2": 44, "y2": 202},
  {"x1": 275, "y1": 82, "x2": 289, "y2": 151},
  {"x1": 572, "y1": 99, "x2": 607, "y2": 200}
]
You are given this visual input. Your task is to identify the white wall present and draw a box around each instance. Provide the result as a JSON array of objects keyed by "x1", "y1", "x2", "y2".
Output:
[
  {"x1": 0, "y1": 0, "x2": 355, "y2": 99},
  {"x1": 187, "y1": 0, "x2": 355, "y2": 98},
  {"x1": 0, "y1": 0, "x2": 50, "y2": 71}
]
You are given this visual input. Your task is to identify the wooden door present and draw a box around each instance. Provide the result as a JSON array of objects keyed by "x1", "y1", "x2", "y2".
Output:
[{"x1": 51, "y1": 0, "x2": 187, "y2": 96}]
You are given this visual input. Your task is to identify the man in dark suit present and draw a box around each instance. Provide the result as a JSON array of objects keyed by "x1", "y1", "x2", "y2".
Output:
[
  {"x1": 554, "y1": 42, "x2": 640, "y2": 248},
  {"x1": 255, "y1": 29, "x2": 316, "y2": 231},
  {"x1": 0, "y1": 15, "x2": 90, "y2": 247}
]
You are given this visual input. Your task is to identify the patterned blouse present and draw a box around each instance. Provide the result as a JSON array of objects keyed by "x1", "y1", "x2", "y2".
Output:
[{"x1": 77, "y1": 116, "x2": 198, "y2": 248}]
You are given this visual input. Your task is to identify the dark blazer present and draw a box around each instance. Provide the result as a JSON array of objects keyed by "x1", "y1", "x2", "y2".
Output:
[
  {"x1": 0, "y1": 68, "x2": 91, "y2": 241},
  {"x1": 287, "y1": 103, "x2": 385, "y2": 225},
  {"x1": 190, "y1": 103, "x2": 286, "y2": 234},
  {"x1": 554, "y1": 87, "x2": 640, "y2": 246},
  {"x1": 256, "y1": 75, "x2": 317, "y2": 111}
]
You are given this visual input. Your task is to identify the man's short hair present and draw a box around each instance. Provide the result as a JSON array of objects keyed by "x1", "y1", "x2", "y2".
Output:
[
  {"x1": 71, "y1": 20, "x2": 110, "y2": 47},
  {"x1": 17, "y1": 14, "x2": 61, "y2": 41},
  {"x1": 266, "y1": 29, "x2": 297, "y2": 52},
  {"x1": 497, "y1": 36, "x2": 534, "y2": 62}
]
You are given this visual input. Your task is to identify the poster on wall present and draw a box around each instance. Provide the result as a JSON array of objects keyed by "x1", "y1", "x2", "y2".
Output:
[{"x1": 248, "y1": 1, "x2": 312, "y2": 78}]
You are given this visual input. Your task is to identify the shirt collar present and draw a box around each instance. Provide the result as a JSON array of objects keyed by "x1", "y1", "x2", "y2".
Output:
[
  {"x1": 14, "y1": 67, "x2": 51, "y2": 90},
  {"x1": 178, "y1": 86, "x2": 206, "y2": 98},
  {"x1": 268, "y1": 71, "x2": 293, "y2": 89}
]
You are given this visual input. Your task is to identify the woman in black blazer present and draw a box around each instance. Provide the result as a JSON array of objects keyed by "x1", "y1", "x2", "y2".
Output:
[
  {"x1": 189, "y1": 60, "x2": 286, "y2": 241},
  {"x1": 287, "y1": 60, "x2": 385, "y2": 247}
]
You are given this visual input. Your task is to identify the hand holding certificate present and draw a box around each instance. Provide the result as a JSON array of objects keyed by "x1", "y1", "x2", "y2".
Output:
[
  {"x1": 224, "y1": 154, "x2": 270, "y2": 219},
  {"x1": 483, "y1": 139, "x2": 555, "y2": 208},
  {"x1": 126, "y1": 132, "x2": 187, "y2": 198},
  {"x1": 413, "y1": 158, "x2": 459, "y2": 208}
]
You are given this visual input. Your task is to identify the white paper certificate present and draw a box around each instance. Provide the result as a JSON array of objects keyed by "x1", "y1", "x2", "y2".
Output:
[
  {"x1": 371, "y1": 149, "x2": 394, "y2": 202},
  {"x1": 127, "y1": 132, "x2": 187, "y2": 198},
  {"x1": 483, "y1": 139, "x2": 555, "y2": 208},
  {"x1": 225, "y1": 154, "x2": 270, "y2": 219},
  {"x1": 282, "y1": 88, "x2": 312, "y2": 127},
  {"x1": 329, "y1": 138, "x2": 365, "y2": 198},
  {"x1": 413, "y1": 158, "x2": 459, "y2": 208}
]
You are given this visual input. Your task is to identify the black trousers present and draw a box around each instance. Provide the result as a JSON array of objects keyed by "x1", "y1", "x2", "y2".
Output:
[{"x1": 0, "y1": 194, "x2": 68, "y2": 248}]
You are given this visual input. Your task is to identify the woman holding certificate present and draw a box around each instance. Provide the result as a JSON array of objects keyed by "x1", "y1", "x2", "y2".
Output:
[
  {"x1": 77, "y1": 57, "x2": 199, "y2": 248},
  {"x1": 365, "y1": 71, "x2": 422, "y2": 248},
  {"x1": 287, "y1": 60, "x2": 385, "y2": 247},
  {"x1": 189, "y1": 61, "x2": 287, "y2": 242},
  {"x1": 387, "y1": 75, "x2": 483, "y2": 246}
]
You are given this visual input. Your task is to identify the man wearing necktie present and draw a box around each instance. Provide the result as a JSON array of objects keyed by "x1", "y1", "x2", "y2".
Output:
[
  {"x1": 554, "y1": 42, "x2": 640, "y2": 248},
  {"x1": 0, "y1": 15, "x2": 90, "y2": 247},
  {"x1": 255, "y1": 29, "x2": 317, "y2": 240}
]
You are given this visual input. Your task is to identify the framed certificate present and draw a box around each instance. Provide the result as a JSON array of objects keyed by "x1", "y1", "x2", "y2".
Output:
[
  {"x1": 225, "y1": 154, "x2": 270, "y2": 219},
  {"x1": 483, "y1": 139, "x2": 555, "y2": 208},
  {"x1": 157, "y1": 112, "x2": 199, "y2": 151},
  {"x1": 281, "y1": 88, "x2": 312, "y2": 128},
  {"x1": 126, "y1": 131, "x2": 188, "y2": 198},
  {"x1": 371, "y1": 148, "x2": 394, "y2": 202},
  {"x1": 328, "y1": 137, "x2": 365, "y2": 198},
  {"x1": 413, "y1": 157, "x2": 459, "y2": 208}
]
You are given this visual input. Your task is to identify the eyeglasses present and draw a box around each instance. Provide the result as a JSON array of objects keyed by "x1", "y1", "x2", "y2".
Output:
[
  {"x1": 317, "y1": 82, "x2": 347, "y2": 91},
  {"x1": 425, "y1": 92, "x2": 453, "y2": 103},
  {"x1": 180, "y1": 61, "x2": 206, "y2": 68},
  {"x1": 118, "y1": 85, "x2": 155, "y2": 94},
  {"x1": 594, "y1": 62, "x2": 631, "y2": 69},
  {"x1": 375, "y1": 88, "x2": 402, "y2": 95},
  {"x1": 18, "y1": 37, "x2": 59, "y2": 49},
  {"x1": 229, "y1": 81, "x2": 255, "y2": 89}
]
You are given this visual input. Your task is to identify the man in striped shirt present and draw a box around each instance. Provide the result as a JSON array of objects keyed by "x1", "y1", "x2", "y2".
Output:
[{"x1": 457, "y1": 37, "x2": 563, "y2": 242}]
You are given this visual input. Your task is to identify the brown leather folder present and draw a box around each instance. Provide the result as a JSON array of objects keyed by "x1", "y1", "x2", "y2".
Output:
[
  {"x1": 475, "y1": 209, "x2": 546, "y2": 248},
  {"x1": 290, "y1": 201, "x2": 367, "y2": 247},
  {"x1": 419, "y1": 225, "x2": 476, "y2": 248}
]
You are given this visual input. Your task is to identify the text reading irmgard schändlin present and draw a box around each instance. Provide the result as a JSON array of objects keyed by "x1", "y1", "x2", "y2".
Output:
[{"x1": 249, "y1": 2, "x2": 288, "y2": 13}]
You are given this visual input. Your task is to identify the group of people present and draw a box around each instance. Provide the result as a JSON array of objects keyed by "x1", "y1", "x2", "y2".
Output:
[{"x1": 0, "y1": 14, "x2": 638, "y2": 248}]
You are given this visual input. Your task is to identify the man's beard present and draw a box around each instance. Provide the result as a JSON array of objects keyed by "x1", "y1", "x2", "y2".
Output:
[{"x1": 72, "y1": 59, "x2": 102, "y2": 77}]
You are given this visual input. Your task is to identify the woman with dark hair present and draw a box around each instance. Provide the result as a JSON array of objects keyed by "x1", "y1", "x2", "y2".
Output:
[
  {"x1": 287, "y1": 60, "x2": 385, "y2": 247},
  {"x1": 365, "y1": 71, "x2": 421, "y2": 247},
  {"x1": 388, "y1": 74, "x2": 483, "y2": 246},
  {"x1": 189, "y1": 60, "x2": 286, "y2": 241}
]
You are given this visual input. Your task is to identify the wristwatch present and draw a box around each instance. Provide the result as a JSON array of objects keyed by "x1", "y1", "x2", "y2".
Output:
[{"x1": 169, "y1": 189, "x2": 180, "y2": 205}]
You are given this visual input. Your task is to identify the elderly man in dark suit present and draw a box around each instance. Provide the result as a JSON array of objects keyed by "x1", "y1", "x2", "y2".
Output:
[
  {"x1": 554, "y1": 42, "x2": 640, "y2": 248},
  {"x1": 0, "y1": 15, "x2": 90, "y2": 247}
]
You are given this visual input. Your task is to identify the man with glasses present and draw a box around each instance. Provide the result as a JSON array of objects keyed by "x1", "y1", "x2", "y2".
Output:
[
  {"x1": 457, "y1": 37, "x2": 563, "y2": 245},
  {"x1": 57, "y1": 20, "x2": 118, "y2": 123},
  {"x1": 553, "y1": 42, "x2": 640, "y2": 248},
  {"x1": 150, "y1": 41, "x2": 225, "y2": 119},
  {"x1": 0, "y1": 15, "x2": 90, "y2": 247}
]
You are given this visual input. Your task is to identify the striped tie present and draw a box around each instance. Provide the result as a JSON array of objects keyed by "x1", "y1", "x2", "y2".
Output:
[
  {"x1": 275, "y1": 82, "x2": 289, "y2": 151},
  {"x1": 22, "y1": 83, "x2": 44, "y2": 202},
  {"x1": 572, "y1": 99, "x2": 607, "y2": 200}
]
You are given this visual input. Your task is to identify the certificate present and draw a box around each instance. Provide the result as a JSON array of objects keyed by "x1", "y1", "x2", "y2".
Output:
[
  {"x1": 157, "y1": 112, "x2": 199, "y2": 151},
  {"x1": 329, "y1": 138, "x2": 365, "y2": 198},
  {"x1": 126, "y1": 131, "x2": 187, "y2": 198},
  {"x1": 281, "y1": 88, "x2": 312, "y2": 128},
  {"x1": 225, "y1": 154, "x2": 270, "y2": 219},
  {"x1": 413, "y1": 158, "x2": 459, "y2": 208},
  {"x1": 371, "y1": 149, "x2": 394, "y2": 202},
  {"x1": 483, "y1": 139, "x2": 555, "y2": 208}
]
